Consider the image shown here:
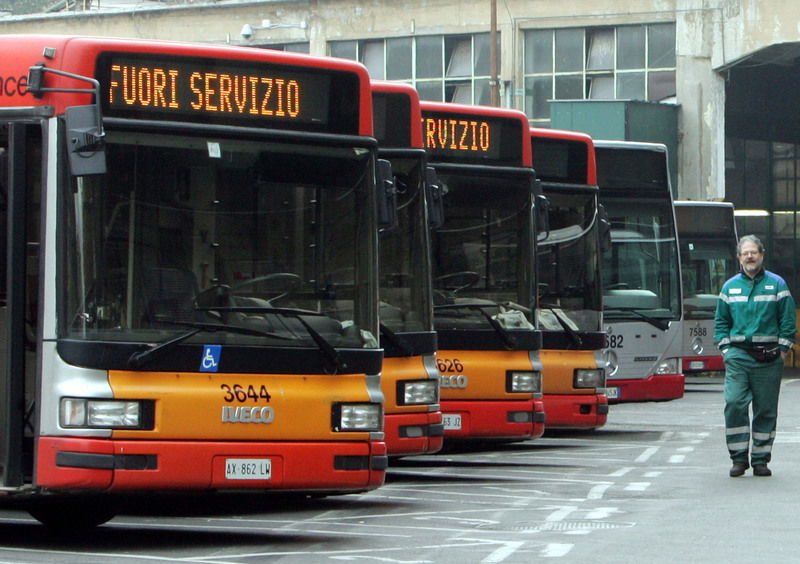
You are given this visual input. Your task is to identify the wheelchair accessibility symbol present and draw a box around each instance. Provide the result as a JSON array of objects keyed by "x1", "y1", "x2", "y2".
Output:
[{"x1": 200, "y1": 345, "x2": 222, "y2": 372}]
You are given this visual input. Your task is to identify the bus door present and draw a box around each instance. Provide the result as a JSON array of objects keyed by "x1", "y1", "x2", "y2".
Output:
[{"x1": 0, "y1": 120, "x2": 41, "y2": 488}]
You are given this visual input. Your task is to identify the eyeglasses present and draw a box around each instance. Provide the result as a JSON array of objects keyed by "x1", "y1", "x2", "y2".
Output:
[{"x1": 739, "y1": 250, "x2": 762, "y2": 257}]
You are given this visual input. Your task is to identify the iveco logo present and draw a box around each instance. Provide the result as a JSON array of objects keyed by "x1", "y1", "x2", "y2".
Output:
[
  {"x1": 602, "y1": 349, "x2": 619, "y2": 376},
  {"x1": 221, "y1": 406, "x2": 275, "y2": 423}
]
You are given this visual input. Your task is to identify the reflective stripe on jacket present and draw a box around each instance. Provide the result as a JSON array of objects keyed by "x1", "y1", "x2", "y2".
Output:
[{"x1": 715, "y1": 269, "x2": 796, "y2": 351}]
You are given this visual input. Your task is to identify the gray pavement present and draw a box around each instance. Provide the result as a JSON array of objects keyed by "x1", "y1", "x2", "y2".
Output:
[{"x1": 1, "y1": 372, "x2": 800, "y2": 562}]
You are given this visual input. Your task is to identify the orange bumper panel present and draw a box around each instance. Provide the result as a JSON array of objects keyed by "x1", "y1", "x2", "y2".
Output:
[
  {"x1": 542, "y1": 394, "x2": 608, "y2": 429},
  {"x1": 441, "y1": 399, "x2": 537, "y2": 440},
  {"x1": 385, "y1": 411, "x2": 444, "y2": 457},
  {"x1": 37, "y1": 437, "x2": 386, "y2": 492}
]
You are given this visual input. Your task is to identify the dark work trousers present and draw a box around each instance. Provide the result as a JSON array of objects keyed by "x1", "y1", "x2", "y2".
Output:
[{"x1": 723, "y1": 347, "x2": 784, "y2": 465}]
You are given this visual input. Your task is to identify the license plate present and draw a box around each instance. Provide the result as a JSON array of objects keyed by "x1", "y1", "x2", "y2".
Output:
[
  {"x1": 605, "y1": 387, "x2": 620, "y2": 400},
  {"x1": 442, "y1": 413, "x2": 462, "y2": 430},
  {"x1": 225, "y1": 458, "x2": 272, "y2": 480},
  {"x1": 689, "y1": 360, "x2": 705, "y2": 370}
]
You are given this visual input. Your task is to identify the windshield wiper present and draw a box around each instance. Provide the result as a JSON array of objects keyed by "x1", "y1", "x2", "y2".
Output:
[
  {"x1": 541, "y1": 306, "x2": 583, "y2": 347},
  {"x1": 605, "y1": 307, "x2": 670, "y2": 331},
  {"x1": 128, "y1": 320, "x2": 293, "y2": 369},
  {"x1": 196, "y1": 305, "x2": 345, "y2": 373},
  {"x1": 434, "y1": 302, "x2": 518, "y2": 349}
]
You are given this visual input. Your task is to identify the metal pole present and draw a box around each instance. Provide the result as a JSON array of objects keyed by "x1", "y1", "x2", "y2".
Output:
[{"x1": 490, "y1": 0, "x2": 499, "y2": 106}]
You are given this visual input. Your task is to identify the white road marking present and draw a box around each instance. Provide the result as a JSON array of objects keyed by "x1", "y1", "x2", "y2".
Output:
[
  {"x1": 480, "y1": 541, "x2": 525, "y2": 563},
  {"x1": 635, "y1": 446, "x2": 660, "y2": 463},
  {"x1": 624, "y1": 482, "x2": 651, "y2": 492},
  {"x1": 541, "y1": 543, "x2": 574, "y2": 557}
]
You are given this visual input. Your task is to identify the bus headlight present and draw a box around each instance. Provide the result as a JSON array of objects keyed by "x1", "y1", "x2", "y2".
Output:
[
  {"x1": 60, "y1": 398, "x2": 154, "y2": 429},
  {"x1": 654, "y1": 358, "x2": 680, "y2": 375},
  {"x1": 574, "y1": 368, "x2": 606, "y2": 389},
  {"x1": 398, "y1": 379, "x2": 439, "y2": 405},
  {"x1": 333, "y1": 403, "x2": 383, "y2": 432},
  {"x1": 506, "y1": 371, "x2": 542, "y2": 394}
]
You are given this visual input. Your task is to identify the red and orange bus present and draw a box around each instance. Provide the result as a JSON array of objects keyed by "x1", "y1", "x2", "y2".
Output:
[
  {"x1": 371, "y1": 81, "x2": 443, "y2": 456},
  {"x1": 531, "y1": 128, "x2": 608, "y2": 429},
  {"x1": 421, "y1": 101, "x2": 545, "y2": 442},
  {"x1": 0, "y1": 35, "x2": 390, "y2": 527}
]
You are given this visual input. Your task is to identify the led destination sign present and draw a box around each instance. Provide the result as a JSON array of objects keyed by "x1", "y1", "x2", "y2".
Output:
[
  {"x1": 421, "y1": 110, "x2": 523, "y2": 166},
  {"x1": 97, "y1": 53, "x2": 359, "y2": 133}
]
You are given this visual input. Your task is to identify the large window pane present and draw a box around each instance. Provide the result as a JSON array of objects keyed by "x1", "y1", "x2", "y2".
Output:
[
  {"x1": 474, "y1": 78, "x2": 491, "y2": 105},
  {"x1": 555, "y1": 28, "x2": 583, "y2": 72},
  {"x1": 617, "y1": 26, "x2": 645, "y2": 69},
  {"x1": 648, "y1": 70, "x2": 676, "y2": 101},
  {"x1": 362, "y1": 41, "x2": 385, "y2": 79},
  {"x1": 446, "y1": 36, "x2": 472, "y2": 77},
  {"x1": 387, "y1": 37, "x2": 412, "y2": 80},
  {"x1": 555, "y1": 74, "x2": 583, "y2": 99},
  {"x1": 588, "y1": 74, "x2": 614, "y2": 99},
  {"x1": 446, "y1": 80, "x2": 472, "y2": 104},
  {"x1": 416, "y1": 36, "x2": 443, "y2": 79},
  {"x1": 587, "y1": 29, "x2": 614, "y2": 70},
  {"x1": 617, "y1": 72, "x2": 645, "y2": 99},
  {"x1": 648, "y1": 23, "x2": 676, "y2": 67},
  {"x1": 284, "y1": 43, "x2": 310, "y2": 54},
  {"x1": 525, "y1": 30, "x2": 553, "y2": 73},
  {"x1": 473, "y1": 33, "x2": 494, "y2": 76},
  {"x1": 417, "y1": 80, "x2": 443, "y2": 101},
  {"x1": 525, "y1": 75, "x2": 553, "y2": 119},
  {"x1": 329, "y1": 41, "x2": 357, "y2": 60}
]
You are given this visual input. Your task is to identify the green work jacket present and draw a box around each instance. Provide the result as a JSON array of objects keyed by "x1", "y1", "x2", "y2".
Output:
[{"x1": 714, "y1": 269, "x2": 796, "y2": 352}]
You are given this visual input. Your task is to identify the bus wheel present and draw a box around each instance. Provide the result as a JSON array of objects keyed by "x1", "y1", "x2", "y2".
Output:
[{"x1": 28, "y1": 498, "x2": 118, "y2": 530}]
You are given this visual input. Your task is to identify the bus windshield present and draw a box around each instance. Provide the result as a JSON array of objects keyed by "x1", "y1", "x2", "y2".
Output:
[
  {"x1": 602, "y1": 195, "x2": 681, "y2": 321},
  {"x1": 537, "y1": 189, "x2": 602, "y2": 331},
  {"x1": 61, "y1": 129, "x2": 377, "y2": 350},
  {"x1": 432, "y1": 171, "x2": 533, "y2": 329},
  {"x1": 680, "y1": 238, "x2": 736, "y2": 319}
]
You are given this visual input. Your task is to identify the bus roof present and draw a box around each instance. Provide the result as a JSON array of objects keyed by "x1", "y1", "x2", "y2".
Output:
[
  {"x1": 0, "y1": 34, "x2": 374, "y2": 136},
  {"x1": 530, "y1": 127, "x2": 596, "y2": 185},
  {"x1": 370, "y1": 80, "x2": 423, "y2": 149},
  {"x1": 593, "y1": 139, "x2": 668, "y2": 153},
  {"x1": 419, "y1": 100, "x2": 532, "y2": 167},
  {"x1": 674, "y1": 200, "x2": 735, "y2": 210}
]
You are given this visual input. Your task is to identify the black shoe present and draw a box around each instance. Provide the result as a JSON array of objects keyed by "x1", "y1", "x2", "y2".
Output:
[
  {"x1": 730, "y1": 461, "x2": 749, "y2": 477},
  {"x1": 753, "y1": 463, "x2": 772, "y2": 477}
]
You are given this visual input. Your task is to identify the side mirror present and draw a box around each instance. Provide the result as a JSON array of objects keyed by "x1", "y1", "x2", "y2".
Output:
[
  {"x1": 535, "y1": 192, "x2": 551, "y2": 239},
  {"x1": 376, "y1": 159, "x2": 398, "y2": 231},
  {"x1": 425, "y1": 166, "x2": 445, "y2": 230},
  {"x1": 65, "y1": 105, "x2": 106, "y2": 176},
  {"x1": 598, "y1": 202, "x2": 612, "y2": 252},
  {"x1": 27, "y1": 63, "x2": 107, "y2": 176}
]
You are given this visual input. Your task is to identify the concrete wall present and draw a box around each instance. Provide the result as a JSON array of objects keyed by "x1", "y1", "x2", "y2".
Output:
[{"x1": 0, "y1": 0, "x2": 796, "y2": 202}]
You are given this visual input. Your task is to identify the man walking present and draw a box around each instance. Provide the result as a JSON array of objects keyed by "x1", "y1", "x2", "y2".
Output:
[{"x1": 715, "y1": 234, "x2": 796, "y2": 477}]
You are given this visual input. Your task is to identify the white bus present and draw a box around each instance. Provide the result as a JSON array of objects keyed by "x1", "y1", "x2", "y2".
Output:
[
  {"x1": 596, "y1": 140, "x2": 684, "y2": 402},
  {"x1": 674, "y1": 201, "x2": 738, "y2": 377}
]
